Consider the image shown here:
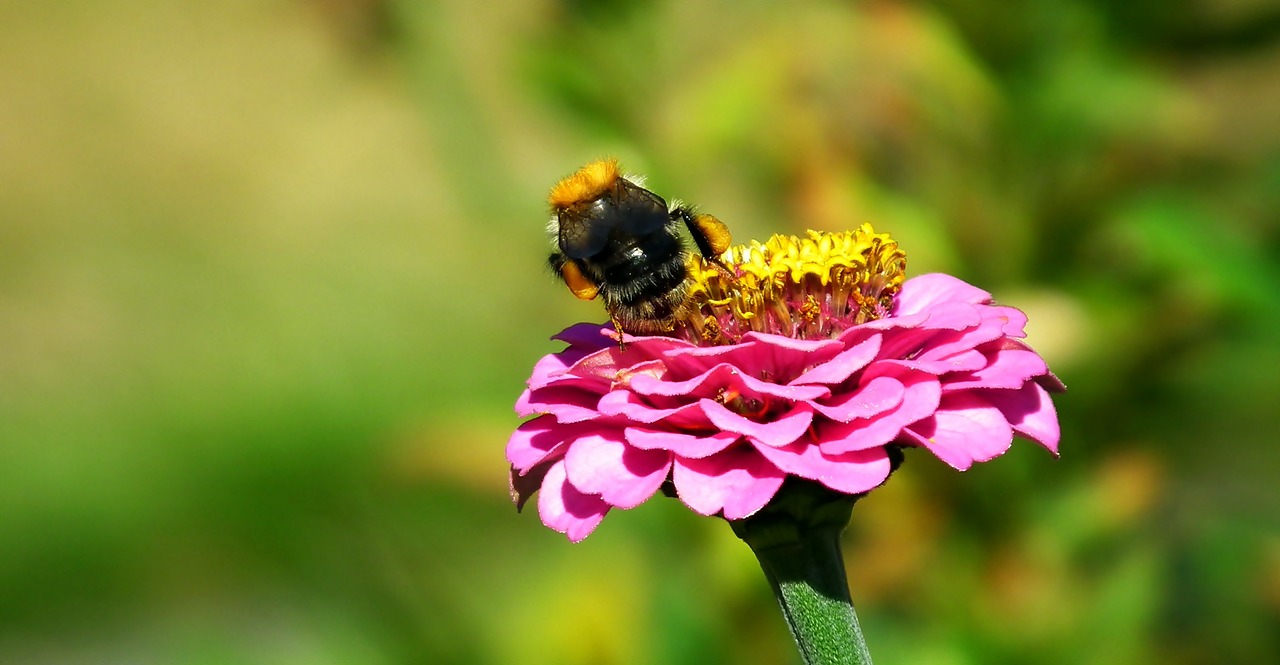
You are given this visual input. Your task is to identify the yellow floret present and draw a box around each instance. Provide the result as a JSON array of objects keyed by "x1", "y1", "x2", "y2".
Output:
[{"x1": 673, "y1": 224, "x2": 907, "y2": 345}]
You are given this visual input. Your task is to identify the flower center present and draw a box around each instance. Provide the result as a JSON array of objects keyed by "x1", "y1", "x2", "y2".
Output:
[
  {"x1": 716, "y1": 388, "x2": 772, "y2": 419},
  {"x1": 674, "y1": 224, "x2": 907, "y2": 345}
]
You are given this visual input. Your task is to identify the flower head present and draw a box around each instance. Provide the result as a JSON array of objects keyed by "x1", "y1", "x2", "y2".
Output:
[{"x1": 508, "y1": 225, "x2": 1064, "y2": 541}]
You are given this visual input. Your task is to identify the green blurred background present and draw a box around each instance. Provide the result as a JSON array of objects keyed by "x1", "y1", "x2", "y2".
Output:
[{"x1": 2, "y1": 0, "x2": 1278, "y2": 663}]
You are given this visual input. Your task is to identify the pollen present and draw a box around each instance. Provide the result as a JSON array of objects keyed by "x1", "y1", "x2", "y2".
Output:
[
  {"x1": 673, "y1": 225, "x2": 907, "y2": 345},
  {"x1": 548, "y1": 159, "x2": 621, "y2": 210}
]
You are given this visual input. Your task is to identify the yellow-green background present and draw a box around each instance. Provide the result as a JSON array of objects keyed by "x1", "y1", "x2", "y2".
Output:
[{"x1": 2, "y1": 0, "x2": 1277, "y2": 663}]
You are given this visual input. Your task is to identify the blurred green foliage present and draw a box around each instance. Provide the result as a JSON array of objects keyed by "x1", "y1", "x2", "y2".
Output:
[{"x1": 2, "y1": 0, "x2": 1278, "y2": 663}]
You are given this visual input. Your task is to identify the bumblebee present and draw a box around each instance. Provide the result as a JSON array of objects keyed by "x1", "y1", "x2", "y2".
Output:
[{"x1": 546, "y1": 159, "x2": 732, "y2": 335}]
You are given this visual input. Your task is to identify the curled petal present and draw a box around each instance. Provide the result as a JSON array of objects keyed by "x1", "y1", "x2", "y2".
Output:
[
  {"x1": 982, "y1": 381, "x2": 1061, "y2": 454},
  {"x1": 895, "y1": 273, "x2": 993, "y2": 314},
  {"x1": 701, "y1": 400, "x2": 814, "y2": 448},
  {"x1": 874, "y1": 303, "x2": 988, "y2": 363},
  {"x1": 895, "y1": 349, "x2": 988, "y2": 376},
  {"x1": 733, "y1": 332, "x2": 847, "y2": 380},
  {"x1": 753, "y1": 441, "x2": 892, "y2": 494},
  {"x1": 991, "y1": 305, "x2": 1030, "y2": 339},
  {"x1": 944, "y1": 347, "x2": 1049, "y2": 391},
  {"x1": 628, "y1": 363, "x2": 829, "y2": 402},
  {"x1": 819, "y1": 365, "x2": 941, "y2": 454},
  {"x1": 506, "y1": 415, "x2": 581, "y2": 472},
  {"x1": 564, "y1": 434, "x2": 671, "y2": 509},
  {"x1": 790, "y1": 334, "x2": 882, "y2": 386},
  {"x1": 855, "y1": 309, "x2": 929, "y2": 334},
  {"x1": 876, "y1": 326, "x2": 946, "y2": 364},
  {"x1": 612, "y1": 359, "x2": 669, "y2": 385},
  {"x1": 537, "y1": 461, "x2": 610, "y2": 542},
  {"x1": 810, "y1": 375, "x2": 904, "y2": 422},
  {"x1": 672, "y1": 447, "x2": 786, "y2": 519},
  {"x1": 658, "y1": 339, "x2": 755, "y2": 377},
  {"x1": 516, "y1": 385, "x2": 605, "y2": 422},
  {"x1": 911, "y1": 307, "x2": 1018, "y2": 363},
  {"x1": 625, "y1": 428, "x2": 740, "y2": 459},
  {"x1": 597, "y1": 391, "x2": 710, "y2": 429},
  {"x1": 527, "y1": 352, "x2": 584, "y2": 391},
  {"x1": 566, "y1": 337, "x2": 695, "y2": 381},
  {"x1": 663, "y1": 333, "x2": 845, "y2": 382},
  {"x1": 902, "y1": 393, "x2": 1013, "y2": 470},
  {"x1": 920, "y1": 301, "x2": 985, "y2": 331}
]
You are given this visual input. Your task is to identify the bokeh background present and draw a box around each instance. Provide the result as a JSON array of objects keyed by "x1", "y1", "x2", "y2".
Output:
[{"x1": 3, "y1": 0, "x2": 1278, "y2": 663}]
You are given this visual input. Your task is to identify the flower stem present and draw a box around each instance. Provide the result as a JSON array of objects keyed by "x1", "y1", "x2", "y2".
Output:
[{"x1": 731, "y1": 481, "x2": 872, "y2": 665}]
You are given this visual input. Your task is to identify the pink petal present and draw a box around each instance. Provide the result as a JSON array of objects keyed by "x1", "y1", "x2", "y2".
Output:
[
  {"x1": 612, "y1": 359, "x2": 670, "y2": 385},
  {"x1": 563, "y1": 434, "x2": 671, "y2": 509},
  {"x1": 663, "y1": 333, "x2": 845, "y2": 382},
  {"x1": 920, "y1": 301, "x2": 985, "y2": 331},
  {"x1": 895, "y1": 273, "x2": 993, "y2": 315},
  {"x1": 810, "y1": 375, "x2": 904, "y2": 422},
  {"x1": 537, "y1": 460, "x2": 610, "y2": 542},
  {"x1": 855, "y1": 309, "x2": 930, "y2": 334},
  {"x1": 873, "y1": 326, "x2": 959, "y2": 366},
  {"x1": 672, "y1": 447, "x2": 786, "y2": 519},
  {"x1": 628, "y1": 363, "x2": 828, "y2": 402},
  {"x1": 505, "y1": 416, "x2": 584, "y2": 471},
  {"x1": 658, "y1": 339, "x2": 755, "y2": 377},
  {"x1": 902, "y1": 393, "x2": 1013, "y2": 470},
  {"x1": 625, "y1": 428, "x2": 740, "y2": 459},
  {"x1": 566, "y1": 337, "x2": 694, "y2": 381},
  {"x1": 912, "y1": 311, "x2": 1011, "y2": 363},
  {"x1": 527, "y1": 352, "x2": 582, "y2": 391},
  {"x1": 741, "y1": 331, "x2": 848, "y2": 352},
  {"x1": 733, "y1": 332, "x2": 847, "y2": 380},
  {"x1": 818, "y1": 365, "x2": 941, "y2": 454},
  {"x1": 597, "y1": 391, "x2": 711, "y2": 428},
  {"x1": 943, "y1": 348, "x2": 1049, "y2": 391},
  {"x1": 790, "y1": 334, "x2": 882, "y2": 386},
  {"x1": 701, "y1": 400, "x2": 814, "y2": 448},
  {"x1": 990, "y1": 305, "x2": 1029, "y2": 339},
  {"x1": 895, "y1": 349, "x2": 988, "y2": 375},
  {"x1": 753, "y1": 440, "x2": 892, "y2": 494},
  {"x1": 515, "y1": 384, "x2": 604, "y2": 422},
  {"x1": 981, "y1": 381, "x2": 1061, "y2": 454},
  {"x1": 872, "y1": 302, "x2": 985, "y2": 366}
]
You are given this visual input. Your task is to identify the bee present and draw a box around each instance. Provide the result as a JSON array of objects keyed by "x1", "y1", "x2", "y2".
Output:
[{"x1": 546, "y1": 159, "x2": 732, "y2": 335}]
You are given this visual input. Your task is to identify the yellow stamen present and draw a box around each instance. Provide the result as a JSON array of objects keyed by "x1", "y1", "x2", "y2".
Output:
[{"x1": 674, "y1": 224, "x2": 907, "y2": 345}]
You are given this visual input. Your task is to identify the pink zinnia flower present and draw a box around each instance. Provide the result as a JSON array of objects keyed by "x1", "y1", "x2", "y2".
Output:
[{"x1": 508, "y1": 227, "x2": 1064, "y2": 541}]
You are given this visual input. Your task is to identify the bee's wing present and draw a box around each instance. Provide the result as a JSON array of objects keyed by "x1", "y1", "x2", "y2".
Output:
[
  {"x1": 616, "y1": 183, "x2": 670, "y2": 236},
  {"x1": 558, "y1": 204, "x2": 614, "y2": 259},
  {"x1": 558, "y1": 181, "x2": 669, "y2": 259}
]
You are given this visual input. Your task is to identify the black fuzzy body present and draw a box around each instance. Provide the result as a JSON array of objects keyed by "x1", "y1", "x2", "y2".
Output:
[{"x1": 549, "y1": 178, "x2": 696, "y2": 333}]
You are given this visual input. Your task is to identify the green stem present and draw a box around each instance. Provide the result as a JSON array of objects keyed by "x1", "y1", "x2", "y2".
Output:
[{"x1": 731, "y1": 481, "x2": 873, "y2": 665}]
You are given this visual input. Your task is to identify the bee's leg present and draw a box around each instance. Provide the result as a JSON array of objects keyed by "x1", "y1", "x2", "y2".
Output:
[
  {"x1": 609, "y1": 311, "x2": 628, "y2": 351},
  {"x1": 673, "y1": 207, "x2": 732, "y2": 259},
  {"x1": 673, "y1": 207, "x2": 734, "y2": 277},
  {"x1": 553, "y1": 255, "x2": 602, "y2": 300}
]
